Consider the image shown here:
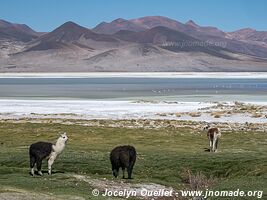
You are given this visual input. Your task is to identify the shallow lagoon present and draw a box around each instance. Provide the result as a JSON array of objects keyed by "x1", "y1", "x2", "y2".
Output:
[{"x1": 0, "y1": 77, "x2": 266, "y2": 101}]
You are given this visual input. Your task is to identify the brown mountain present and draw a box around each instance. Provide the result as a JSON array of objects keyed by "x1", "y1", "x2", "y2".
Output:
[
  {"x1": 154, "y1": 18, "x2": 267, "y2": 57},
  {"x1": 94, "y1": 16, "x2": 267, "y2": 58},
  {"x1": 0, "y1": 19, "x2": 39, "y2": 42},
  {"x1": 93, "y1": 16, "x2": 190, "y2": 35},
  {"x1": 227, "y1": 28, "x2": 267, "y2": 44},
  {"x1": 130, "y1": 16, "x2": 186, "y2": 31},
  {"x1": 185, "y1": 20, "x2": 226, "y2": 38},
  {"x1": 26, "y1": 21, "x2": 119, "y2": 51},
  {"x1": 114, "y1": 26, "x2": 197, "y2": 44},
  {"x1": 113, "y1": 26, "x2": 235, "y2": 59},
  {"x1": 92, "y1": 18, "x2": 145, "y2": 34},
  {"x1": 1, "y1": 18, "x2": 267, "y2": 72},
  {"x1": 95, "y1": 16, "x2": 225, "y2": 38}
]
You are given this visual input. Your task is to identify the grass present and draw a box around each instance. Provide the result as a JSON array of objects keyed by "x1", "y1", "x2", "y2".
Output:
[{"x1": 0, "y1": 122, "x2": 266, "y2": 199}]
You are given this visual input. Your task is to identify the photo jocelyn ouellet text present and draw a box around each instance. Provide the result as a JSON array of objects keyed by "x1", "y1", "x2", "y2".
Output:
[{"x1": 92, "y1": 188, "x2": 263, "y2": 199}]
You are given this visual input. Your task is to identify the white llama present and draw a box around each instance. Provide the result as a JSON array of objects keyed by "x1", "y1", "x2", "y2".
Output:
[{"x1": 29, "y1": 133, "x2": 68, "y2": 176}]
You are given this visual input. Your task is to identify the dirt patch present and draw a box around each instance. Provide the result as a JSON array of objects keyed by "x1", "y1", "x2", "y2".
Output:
[
  {"x1": 0, "y1": 193, "x2": 58, "y2": 200},
  {"x1": 0, "y1": 187, "x2": 85, "y2": 200},
  {"x1": 73, "y1": 175, "x2": 175, "y2": 199}
]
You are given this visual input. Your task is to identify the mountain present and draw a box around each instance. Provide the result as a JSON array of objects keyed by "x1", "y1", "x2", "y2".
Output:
[
  {"x1": 92, "y1": 18, "x2": 145, "y2": 34},
  {"x1": 227, "y1": 28, "x2": 267, "y2": 45},
  {"x1": 1, "y1": 17, "x2": 267, "y2": 72},
  {"x1": 95, "y1": 16, "x2": 225, "y2": 38},
  {"x1": 185, "y1": 20, "x2": 226, "y2": 38},
  {"x1": 38, "y1": 21, "x2": 117, "y2": 43},
  {"x1": 94, "y1": 16, "x2": 267, "y2": 58},
  {"x1": 114, "y1": 26, "x2": 202, "y2": 45},
  {"x1": 25, "y1": 21, "x2": 120, "y2": 51},
  {"x1": 2, "y1": 42, "x2": 266, "y2": 72},
  {"x1": 113, "y1": 26, "x2": 234, "y2": 60},
  {"x1": 130, "y1": 16, "x2": 186, "y2": 31},
  {"x1": 185, "y1": 20, "x2": 199, "y2": 28},
  {"x1": 0, "y1": 19, "x2": 41, "y2": 58},
  {"x1": 0, "y1": 19, "x2": 39, "y2": 42}
]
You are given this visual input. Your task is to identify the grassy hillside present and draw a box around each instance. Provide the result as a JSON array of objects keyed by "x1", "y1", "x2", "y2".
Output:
[{"x1": 0, "y1": 122, "x2": 266, "y2": 199}]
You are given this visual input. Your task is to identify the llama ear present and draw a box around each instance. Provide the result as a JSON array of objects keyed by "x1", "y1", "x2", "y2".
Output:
[{"x1": 61, "y1": 132, "x2": 67, "y2": 137}]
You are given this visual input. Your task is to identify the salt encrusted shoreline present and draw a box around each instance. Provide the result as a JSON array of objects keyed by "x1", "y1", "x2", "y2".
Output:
[
  {"x1": 0, "y1": 100, "x2": 266, "y2": 124},
  {"x1": 0, "y1": 72, "x2": 267, "y2": 78}
]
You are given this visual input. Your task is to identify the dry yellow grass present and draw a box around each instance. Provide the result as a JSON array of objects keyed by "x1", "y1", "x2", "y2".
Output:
[
  {"x1": 226, "y1": 111, "x2": 233, "y2": 116},
  {"x1": 157, "y1": 113, "x2": 168, "y2": 117},
  {"x1": 211, "y1": 111, "x2": 225, "y2": 118},
  {"x1": 188, "y1": 112, "x2": 201, "y2": 117},
  {"x1": 251, "y1": 112, "x2": 262, "y2": 118},
  {"x1": 175, "y1": 112, "x2": 182, "y2": 117},
  {"x1": 213, "y1": 114, "x2": 221, "y2": 118}
]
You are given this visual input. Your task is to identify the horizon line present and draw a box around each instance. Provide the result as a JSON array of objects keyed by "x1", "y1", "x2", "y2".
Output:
[{"x1": 0, "y1": 15, "x2": 265, "y2": 33}]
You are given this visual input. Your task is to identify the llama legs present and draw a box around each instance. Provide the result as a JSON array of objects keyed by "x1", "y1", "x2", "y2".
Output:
[
  {"x1": 215, "y1": 138, "x2": 219, "y2": 152},
  {"x1": 48, "y1": 154, "x2": 56, "y2": 175},
  {"x1": 127, "y1": 166, "x2": 133, "y2": 179},
  {"x1": 30, "y1": 156, "x2": 36, "y2": 176},
  {"x1": 209, "y1": 139, "x2": 213, "y2": 152},
  {"x1": 212, "y1": 137, "x2": 218, "y2": 152},
  {"x1": 36, "y1": 158, "x2": 43, "y2": 176},
  {"x1": 122, "y1": 167, "x2": 125, "y2": 179}
]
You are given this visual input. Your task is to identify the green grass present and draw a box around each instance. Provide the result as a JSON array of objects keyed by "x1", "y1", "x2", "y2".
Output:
[{"x1": 0, "y1": 122, "x2": 266, "y2": 199}]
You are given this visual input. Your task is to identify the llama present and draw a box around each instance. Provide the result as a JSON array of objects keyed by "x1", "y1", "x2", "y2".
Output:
[
  {"x1": 110, "y1": 145, "x2": 136, "y2": 179},
  {"x1": 29, "y1": 133, "x2": 68, "y2": 176},
  {"x1": 203, "y1": 125, "x2": 221, "y2": 152}
]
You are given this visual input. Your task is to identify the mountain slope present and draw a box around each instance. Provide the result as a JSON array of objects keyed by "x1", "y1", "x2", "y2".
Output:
[
  {"x1": 130, "y1": 16, "x2": 186, "y2": 31},
  {"x1": 94, "y1": 16, "x2": 267, "y2": 58},
  {"x1": 114, "y1": 26, "x2": 237, "y2": 60},
  {"x1": 0, "y1": 19, "x2": 39, "y2": 42},
  {"x1": 1, "y1": 18, "x2": 267, "y2": 72},
  {"x1": 92, "y1": 18, "x2": 145, "y2": 34},
  {"x1": 1, "y1": 44, "x2": 266, "y2": 72},
  {"x1": 227, "y1": 28, "x2": 267, "y2": 45},
  {"x1": 25, "y1": 21, "x2": 120, "y2": 51}
]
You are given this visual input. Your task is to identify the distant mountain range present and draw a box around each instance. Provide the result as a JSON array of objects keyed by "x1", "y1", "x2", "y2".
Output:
[{"x1": 1, "y1": 16, "x2": 267, "y2": 72}]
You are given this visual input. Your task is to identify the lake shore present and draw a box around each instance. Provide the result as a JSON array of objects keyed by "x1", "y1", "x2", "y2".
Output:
[
  {"x1": 1, "y1": 72, "x2": 267, "y2": 78},
  {"x1": 1, "y1": 100, "x2": 266, "y2": 125}
]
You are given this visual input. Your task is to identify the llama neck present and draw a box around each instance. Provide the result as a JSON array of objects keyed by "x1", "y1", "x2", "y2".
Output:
[{"x1": 53, "y1": 139, "x2": 66, "y2": 154}]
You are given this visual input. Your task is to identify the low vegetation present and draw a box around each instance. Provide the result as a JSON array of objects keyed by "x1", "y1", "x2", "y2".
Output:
[
  {"x1": 0, "y1": 122, "x2": 266, "y2": 199},
  {"x1": 188, "y1": 112, "x2": 202, "y2": 117}
]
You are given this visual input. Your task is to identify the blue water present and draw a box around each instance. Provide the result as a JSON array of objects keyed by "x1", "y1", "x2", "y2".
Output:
[{"x1": 0, "y1": 77, "x2": 266, "y2": 101}]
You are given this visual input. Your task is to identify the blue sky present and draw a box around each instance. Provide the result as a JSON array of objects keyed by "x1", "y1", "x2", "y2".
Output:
[{"x1": 1, "y1": 0, "x2": 267, "y2": 32}]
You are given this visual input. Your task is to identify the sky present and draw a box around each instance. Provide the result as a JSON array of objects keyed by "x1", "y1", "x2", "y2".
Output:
[{"x1": 0, "y1": 0, "x2": 267, "y2": 32}]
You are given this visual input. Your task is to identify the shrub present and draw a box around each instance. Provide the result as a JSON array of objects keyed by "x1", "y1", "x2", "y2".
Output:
[
  {"x1": 180, "y1": 168, "x2": 215, "y2": 190},
  {"x1": 189, "y1": 112, "x2": 201, "y2": 117}
]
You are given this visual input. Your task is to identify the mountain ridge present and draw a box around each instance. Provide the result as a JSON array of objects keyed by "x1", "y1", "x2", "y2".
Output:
[{"x1": 1, "y1": 17, "x2": 267, "y2": 72}]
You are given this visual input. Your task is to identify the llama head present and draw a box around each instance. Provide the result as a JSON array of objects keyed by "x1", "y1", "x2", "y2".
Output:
[
  {"x1": 58, "y1": 132, "x2": 68, "y2": 144},
  {"x1": 203, "y1": 124, "x2": 210, "y2": 131}
]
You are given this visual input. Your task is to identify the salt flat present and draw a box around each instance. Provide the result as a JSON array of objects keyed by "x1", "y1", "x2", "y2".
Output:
[{"x1": 0, "y1": 99, "x2": 266, "y2": 123}]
